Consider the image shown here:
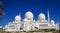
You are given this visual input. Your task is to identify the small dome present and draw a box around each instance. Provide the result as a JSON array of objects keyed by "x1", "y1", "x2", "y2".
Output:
[
  {"x1": 51, "y1": 20, "x2": 55, "y2": 24},
  {"x1": 38, "y1": 13, "x2": 45, "y2": 20},
  {"x1": 25, "y1": 11, "x2": 33, "y2": 20},
  {"x1": 15, "y1": 15, "x2": 21, "y2": 21}
]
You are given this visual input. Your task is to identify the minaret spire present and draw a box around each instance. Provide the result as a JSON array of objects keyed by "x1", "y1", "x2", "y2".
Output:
[{"x1": 47, "y1": 9, "x2": 50, "y2": 22}]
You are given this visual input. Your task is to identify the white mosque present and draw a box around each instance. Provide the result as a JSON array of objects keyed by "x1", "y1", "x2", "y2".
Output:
[{"x1": 4, "y1": 10, "x2": 59, "y2": 31}]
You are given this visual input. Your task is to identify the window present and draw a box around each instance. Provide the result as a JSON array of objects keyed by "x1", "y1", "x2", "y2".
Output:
[{"x1": 39, "y1": 24, "x2": 48, "y2": 26}]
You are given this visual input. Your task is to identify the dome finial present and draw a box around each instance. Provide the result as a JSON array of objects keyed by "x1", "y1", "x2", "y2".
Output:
[
  {"x1": 19, "y1": 13, "x2": 21, "y2": 16},
  {"x1": 17, "y1": 13, "x2": 21, "y2": 17},
  {"x1": 27, "y1": 11, "x2": 31, "y2": 12}
]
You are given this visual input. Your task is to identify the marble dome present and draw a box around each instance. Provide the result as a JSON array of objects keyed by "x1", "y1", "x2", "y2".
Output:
[
  {"x1": 15, "y1": 15, "x2": 21, "y2": 21},
  {"x1": 51, "y1": 20, "x2": 55, "y2": 24},
  {"x1": 38, "y1": 13, "x2": 45, "y2": 20},
  {"x1": 25, "y1": 11, "x2": 33, "y2": 20}
]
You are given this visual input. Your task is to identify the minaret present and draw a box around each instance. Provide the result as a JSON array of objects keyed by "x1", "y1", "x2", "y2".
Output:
[{"x1": 47, "y1": 9, "x2": 50, "y2": 22}]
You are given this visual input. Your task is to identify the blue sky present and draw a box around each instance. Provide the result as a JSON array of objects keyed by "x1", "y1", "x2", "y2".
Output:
[{"x1": 0, "y1": 0, "x2": 60, "y2": 28}]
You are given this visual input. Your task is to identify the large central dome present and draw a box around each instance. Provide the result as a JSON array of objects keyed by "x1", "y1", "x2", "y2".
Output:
[
  {"x1": 25, "y1": 11, "x2": 33, "y2": 20},
  {"x1": 38, "y1": 13, "x2": 45, "y2": 20}
]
